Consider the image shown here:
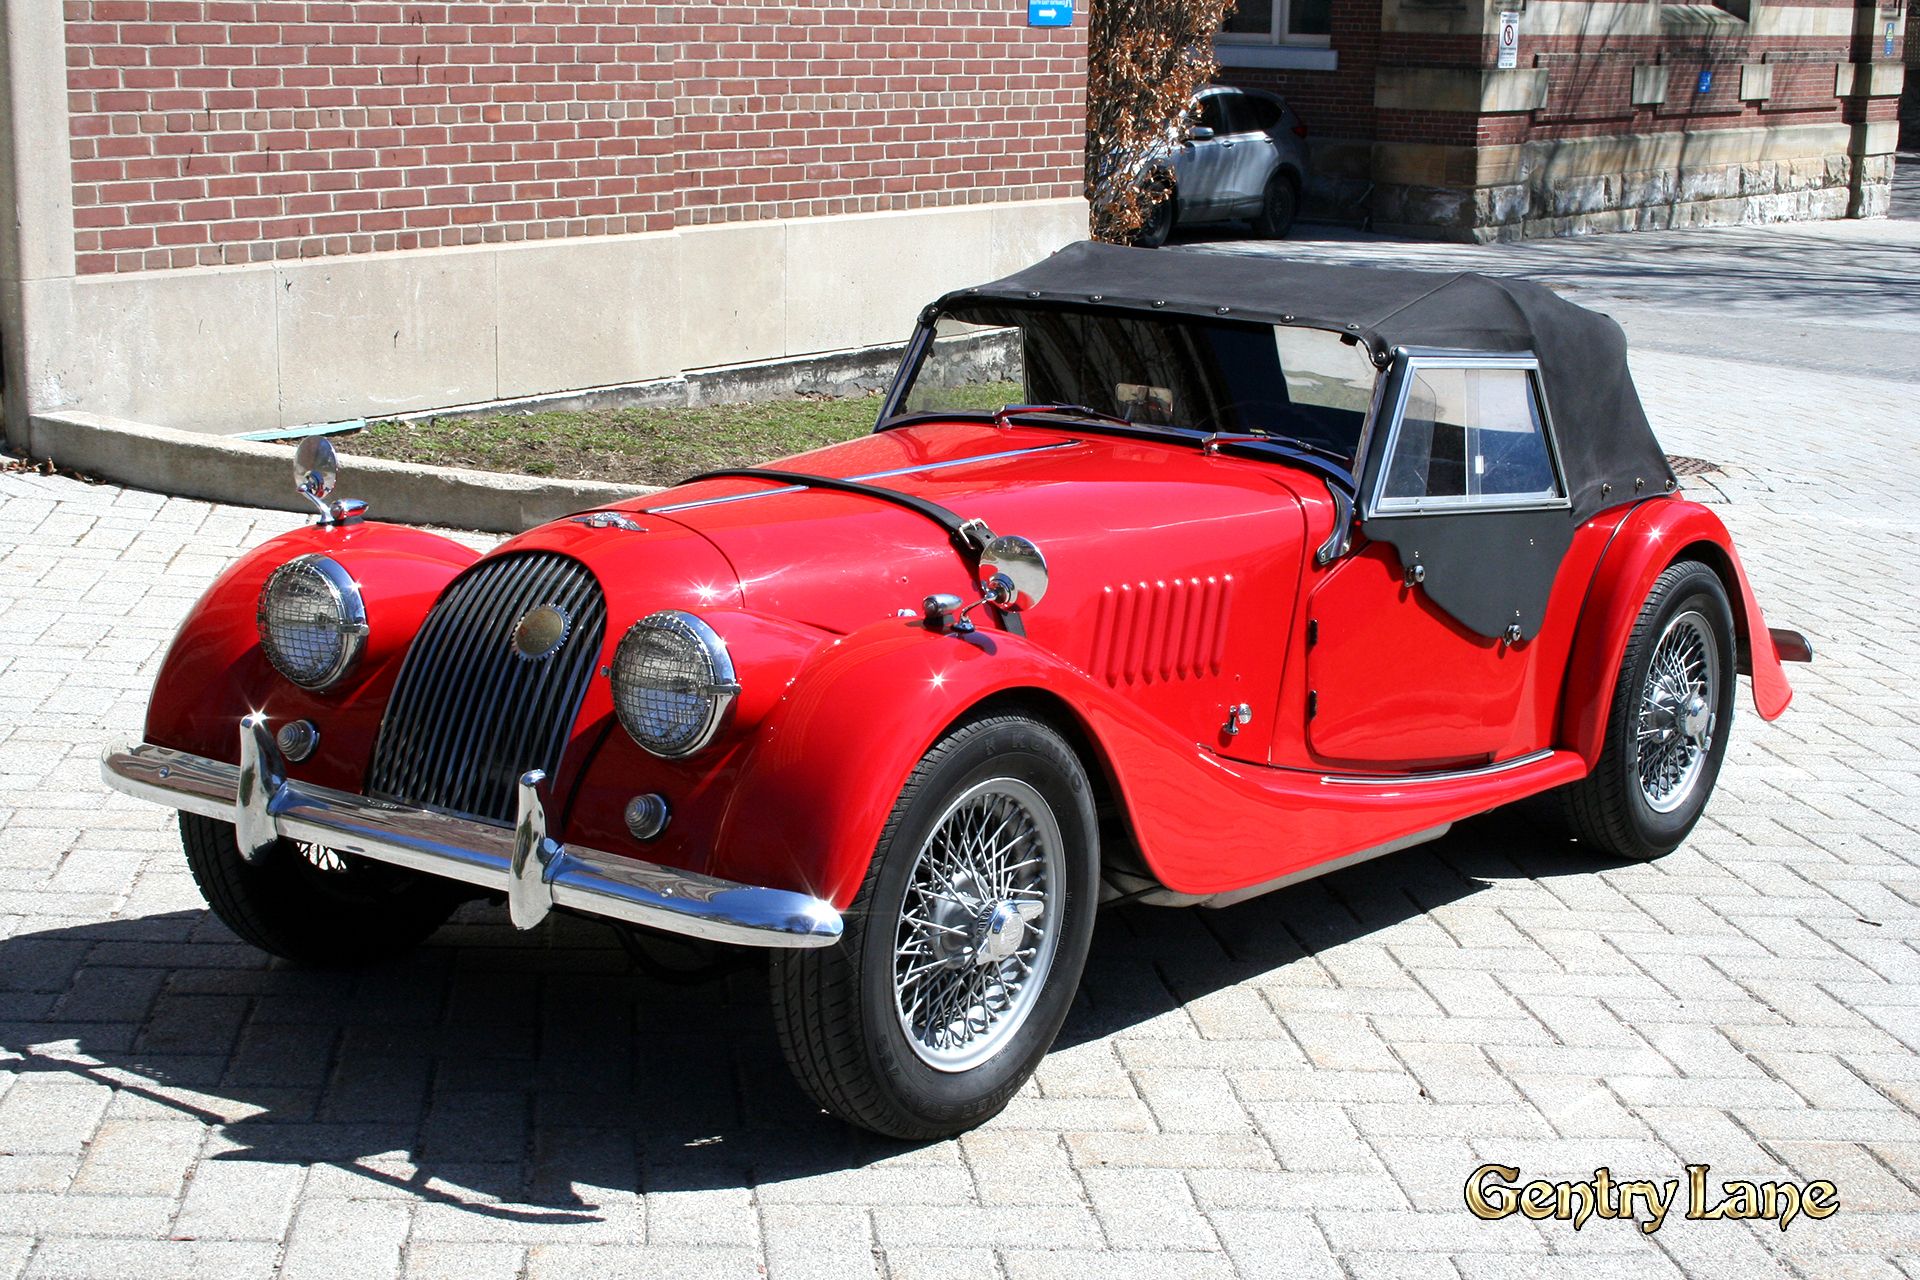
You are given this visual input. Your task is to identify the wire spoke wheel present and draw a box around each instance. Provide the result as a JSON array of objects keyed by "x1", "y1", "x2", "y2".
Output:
[
  {"x1": 295, "y1": 841, "x2": 350, "y2": 874},
  {"x1": 892, "y1": 777, "x2": 1065, "y2": 1072},
  {"x1": 1634, "y1": 609, "x2": 1719, "y2": 814}
]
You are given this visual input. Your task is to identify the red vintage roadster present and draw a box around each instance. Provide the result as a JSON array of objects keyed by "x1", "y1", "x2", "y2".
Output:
[{"x1": 104, "y1": 243, "x2": 1809, "y2": 1138}]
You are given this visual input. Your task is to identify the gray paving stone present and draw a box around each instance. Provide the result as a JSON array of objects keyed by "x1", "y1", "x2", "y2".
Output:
[
  {"x1": 403, "y1": 1242, "x2": 527, "y2": 1280},
  {"x1": 279, "y1": 1198, "x2": 414, "y2": 1280},
  {"x1": 1000, "y1": 1251, "x2": 1236, "y2": 1280},
  {"x1": 19, "y1": 1239, "x2": 280, "y2": 1280}
]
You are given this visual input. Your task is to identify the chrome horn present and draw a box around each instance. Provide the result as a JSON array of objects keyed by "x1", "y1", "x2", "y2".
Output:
[{"x1": 293, "y1": 435, "x2": 367, "y2": 528}]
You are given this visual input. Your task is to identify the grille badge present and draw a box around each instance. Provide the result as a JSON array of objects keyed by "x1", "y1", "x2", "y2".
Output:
[{"x1": 512, "y1": 604, "x2": 572, "y2": 661}]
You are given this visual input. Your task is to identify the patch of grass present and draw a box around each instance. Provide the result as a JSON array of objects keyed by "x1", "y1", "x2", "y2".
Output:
[
  {"x1": 352, "y1": 394, "x2": 889, "y2": 487},
  {"x1": 350, "y1": 381, "x2": 1028, "y2": 486}
]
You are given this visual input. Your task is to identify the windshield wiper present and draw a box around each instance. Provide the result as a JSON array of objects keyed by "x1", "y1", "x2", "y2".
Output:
[{"x1": 993, "y1": 403, "x2": 1140, "y2": 429}]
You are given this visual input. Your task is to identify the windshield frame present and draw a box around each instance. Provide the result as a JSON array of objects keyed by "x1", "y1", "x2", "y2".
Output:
[{"x1": 875, "y1": 301, "x2": 1383, "y2": 493}]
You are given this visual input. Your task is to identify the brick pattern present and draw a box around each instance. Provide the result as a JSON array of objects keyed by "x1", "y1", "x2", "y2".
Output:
[
  {"x1": 3, "y1": 217, "x2": 1919, "y2": 1275},
  {"x1": 62, "y1": 2, "x2": 1086, "y2": 274}
]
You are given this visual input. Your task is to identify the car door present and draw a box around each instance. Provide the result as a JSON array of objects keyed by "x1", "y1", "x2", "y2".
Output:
[
  {"x1": 1176, "y1": 92, "x2": 1236, "y2": 218},
  {"x1": 1305, "y1": 351, "x2": 1573, "y2": 771},
  {"x1": 1216, "y1": 92, "x2": 1281, "y2": 215}
]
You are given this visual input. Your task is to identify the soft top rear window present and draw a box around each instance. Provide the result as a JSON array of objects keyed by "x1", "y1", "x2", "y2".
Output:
[{"x1": 890, "y1": 302, "x2": 1378, "y2": 466}]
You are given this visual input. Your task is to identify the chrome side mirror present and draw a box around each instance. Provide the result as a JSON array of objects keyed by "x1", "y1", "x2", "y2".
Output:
[
  {"x1": 294, "y1": 436, "x2": 337, "y2": 507},
  {"x1": 292, "y1": 435, "x2": 366, "y2": 528},
  {"x1": 978, "y1": 535, "x2": 1049, "y2": 612}
]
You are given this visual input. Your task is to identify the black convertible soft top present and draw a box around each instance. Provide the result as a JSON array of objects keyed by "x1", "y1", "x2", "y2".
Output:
[{"x1": 938, "y1": 241, "x2": 1675, "y2": 523}]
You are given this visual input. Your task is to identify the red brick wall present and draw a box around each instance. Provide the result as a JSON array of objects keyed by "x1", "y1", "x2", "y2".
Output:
[{"x1": 64, "y1": 1, "x2": 1087, "y2": 275}]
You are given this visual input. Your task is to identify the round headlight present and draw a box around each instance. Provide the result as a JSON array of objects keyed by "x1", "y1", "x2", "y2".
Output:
[
  {"x1": 611, "y1": 611, "x2": 739, "y2": 758},
  {"x1": 256, "y1": 554, "x2": 368, "y2": 690}
]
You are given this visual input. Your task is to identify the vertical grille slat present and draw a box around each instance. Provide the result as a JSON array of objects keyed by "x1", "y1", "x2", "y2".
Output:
[
  {"x1": 433, "y1": 554, "x2": 541, "y2": 814},
  {"x1": 368, "y1": 552, "x2": 607, "y2": 825}
]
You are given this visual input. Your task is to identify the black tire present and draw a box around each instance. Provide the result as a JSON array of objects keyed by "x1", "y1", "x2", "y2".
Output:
[
  {"x1": 768, "y1": 714, "x2": 1099, "y2": 1139},
  {"x1": 180, "y1": 813, "x2": 467, "y2": 966},
  {"x1": 1559, "y1": 560, "x2": 1736, "y2": 860},
  {"x1": 1253, "y1": 172, "x2": 1299, "y2": 239},
  {"x1": 1133, "y1": 192, "x2": 1175, "y2": 248}
]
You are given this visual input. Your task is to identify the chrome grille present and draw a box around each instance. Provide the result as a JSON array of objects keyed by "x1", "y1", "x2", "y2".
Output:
[{"x1": 367, "y1": 552, "x2": 606, "y2": 825}]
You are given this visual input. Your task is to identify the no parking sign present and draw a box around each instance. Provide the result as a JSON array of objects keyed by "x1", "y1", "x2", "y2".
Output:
[{"x1": 1497, "y1": 11, "x2": 1520, "y2": 69}]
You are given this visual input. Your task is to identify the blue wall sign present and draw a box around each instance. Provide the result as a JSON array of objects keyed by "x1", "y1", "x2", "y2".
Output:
[
  {"x1": 1887, "y1": 22, "x2": 1897, "y2": 56},
  {"x1": 1697, "y1": 69, "x2": 1713, "y2": 93},
  {"x1": 1028, "y1": 0, "x2": 1073, "y2": 26}
]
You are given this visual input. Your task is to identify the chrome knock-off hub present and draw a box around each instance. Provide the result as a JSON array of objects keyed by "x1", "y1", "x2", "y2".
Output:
[
  {"x1": 892, "y1": 778, "x2": 1065, "y2": 1072},
  {"x1": 1636, "y1": 610, "x2": 1720, "y2": 814}
]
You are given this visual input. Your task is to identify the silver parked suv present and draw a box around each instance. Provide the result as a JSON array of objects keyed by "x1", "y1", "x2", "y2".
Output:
[{"x1": 1136, "y1": 86, "x2": 1311, "y2": 247}]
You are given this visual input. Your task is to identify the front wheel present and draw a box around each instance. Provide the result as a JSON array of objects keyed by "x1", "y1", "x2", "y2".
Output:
[
  {"x1": 180, "y1": 813, "x2": 467, "y2": 966},
  {"x1": 1133, "y1": 191, "x2": 1176, "y2": 248},
  {"x1": 1559, "y1": 560, "x2": 1737, "y2": 860},
  {"x1": 769, "y1": 714, "x2": 1099, "y2": 1139}
]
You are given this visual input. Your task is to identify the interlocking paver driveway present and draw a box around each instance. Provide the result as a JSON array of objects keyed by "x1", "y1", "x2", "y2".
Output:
[{"x1": 3, "y1": 209, "x2": 1918, "y2": 1279}]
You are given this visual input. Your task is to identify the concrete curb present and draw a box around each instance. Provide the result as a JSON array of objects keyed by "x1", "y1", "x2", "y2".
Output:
[{"x1": 23, "y1": 410, "x2": 655, "y2": 533}]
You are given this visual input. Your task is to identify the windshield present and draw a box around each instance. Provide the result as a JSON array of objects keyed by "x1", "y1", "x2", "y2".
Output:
[{"x1": 889, "y1": 301, "x2": 1379, "y2": 465}]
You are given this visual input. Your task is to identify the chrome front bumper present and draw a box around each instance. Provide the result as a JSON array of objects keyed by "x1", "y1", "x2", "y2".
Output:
[{"x1": 100, "y1": 715, "x2": 842, "y2": 949}]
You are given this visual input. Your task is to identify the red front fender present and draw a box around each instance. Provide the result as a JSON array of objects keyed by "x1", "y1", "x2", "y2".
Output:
[
  {"x1": 706, "y1": 619, "x2": 1051, "y2": 908},
  {"x1": 1560, "y1": 497, "x2": 1793, "y2": 768},
  {"x1": 143, "y1": 521, "x2": 479, "y2": 793}
]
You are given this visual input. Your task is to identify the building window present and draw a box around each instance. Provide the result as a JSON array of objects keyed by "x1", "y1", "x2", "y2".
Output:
[{"x1": 1220, "y1": 0, "x2": 1333, "y2": 44}]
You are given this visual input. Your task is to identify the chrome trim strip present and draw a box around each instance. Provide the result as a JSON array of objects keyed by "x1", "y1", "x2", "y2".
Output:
[
  {"x1": 1319, "y1": 747, "x2": 1556, "y2": 787},
  {"x1": 1140, "y1": 823, "x2": 1452, "y2": 908},
  {"x1": 102, "y1": 733, "x2": 844, "y2": 949},
  {"x1": 646, "y1": 441, "x2": 1081, "y2": 514}
]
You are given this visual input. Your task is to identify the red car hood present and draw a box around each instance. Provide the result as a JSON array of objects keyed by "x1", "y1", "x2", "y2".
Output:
[{"x1": 546, "y1": 420, "x2": 1331, "y2": 637}]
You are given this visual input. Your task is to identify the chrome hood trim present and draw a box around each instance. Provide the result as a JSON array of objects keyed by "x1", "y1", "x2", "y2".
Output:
[{"x1": 645, "y1": 440, "x2": 1081, "y2": 515}]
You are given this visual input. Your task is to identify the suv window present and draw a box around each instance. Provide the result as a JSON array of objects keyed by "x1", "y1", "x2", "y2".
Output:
[
  {"x1": 1236, "y1": 94, "x2": 1284, "y2": 133},
  {"x1": 1194, "y1": 94, "x2": 1228, "y2": 135},
  {"x1": 1376, "y1": 362, "x2": 1561, "y2": 512}
]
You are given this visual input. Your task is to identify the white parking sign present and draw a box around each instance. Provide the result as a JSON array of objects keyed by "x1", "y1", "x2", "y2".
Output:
[{"x1": 1498, "y1": 11, "x2": 1520, "y2": 69}]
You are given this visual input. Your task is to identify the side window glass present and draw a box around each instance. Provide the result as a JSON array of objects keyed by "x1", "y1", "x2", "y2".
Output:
[
  {"x1": 1379, "y1": 365, "x2": 1560, "y2": 510},
  {"x1": 1241, "y1": 95, "x2": 1283, "y2": 132},
  {"x1": 1194, "y1": 95, "x2": 1227, "y2": 135}
]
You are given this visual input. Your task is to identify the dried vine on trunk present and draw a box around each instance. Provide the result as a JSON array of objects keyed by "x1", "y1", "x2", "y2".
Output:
[{"x1": 1085, "y1": 0, "x2": 1235, "y2": 243}]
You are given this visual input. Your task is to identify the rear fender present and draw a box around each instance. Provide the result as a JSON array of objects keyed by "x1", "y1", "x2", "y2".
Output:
[
  {"x1": 142, "y1": 521, "x2": 479, "y2": 793},
  {"x1": 1560, "y1": 497, "x2": 1792, "y2": 768}
]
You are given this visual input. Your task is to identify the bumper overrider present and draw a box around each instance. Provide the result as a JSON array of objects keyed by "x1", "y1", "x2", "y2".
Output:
[{"x1": 101, "y1": 714, "x2": 843, "y2": 948}]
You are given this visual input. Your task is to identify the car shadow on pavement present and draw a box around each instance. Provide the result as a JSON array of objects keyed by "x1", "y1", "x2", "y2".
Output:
[{"x1": 0, "y1": 803, "x2": 1626, "y2": 1221}]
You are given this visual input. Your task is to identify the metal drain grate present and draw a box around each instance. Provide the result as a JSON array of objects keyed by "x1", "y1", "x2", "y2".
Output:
[{"x1": 1666, "y1": 455, "x2": 1719, "y2": 477}]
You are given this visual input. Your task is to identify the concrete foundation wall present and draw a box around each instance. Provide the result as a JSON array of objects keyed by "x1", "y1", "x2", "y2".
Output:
[
  {"x1": 5, "y1": 198, "x2": 1087, "y2": 441},
  {"x1": 1363, "y1": 120, "x2": 1897, "y2": 241}
]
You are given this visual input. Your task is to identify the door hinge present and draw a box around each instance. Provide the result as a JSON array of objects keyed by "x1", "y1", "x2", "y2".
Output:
[{"x1": 1306, "y1": 690, "x2": 1318, "y2": 720}]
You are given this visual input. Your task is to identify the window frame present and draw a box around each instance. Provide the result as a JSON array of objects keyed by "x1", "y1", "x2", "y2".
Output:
[
  {"x1": 1363, "y1": 350, "x2": 1570, "y2": 519},
  {"x1": 1216, "y1": 0, "x2": 1333, "y2": 48}
]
